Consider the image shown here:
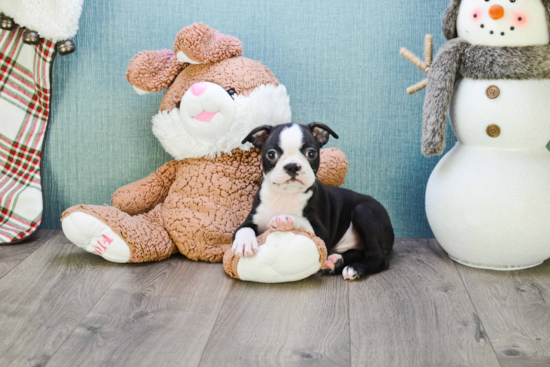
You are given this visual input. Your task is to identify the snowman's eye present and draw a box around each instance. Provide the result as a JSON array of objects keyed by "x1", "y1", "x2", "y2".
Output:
[
  {"x1": 510, "y1": 0, "x2": 516, "y2": 2},
  {"x1": 227, "y1": 89, "x2": 237, "y2": 99}
]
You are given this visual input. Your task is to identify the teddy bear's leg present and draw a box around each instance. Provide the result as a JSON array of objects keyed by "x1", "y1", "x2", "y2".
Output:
[
  {"x1": 176, "y1": 235, "x2": 231, "y2": 263},
  {"x1": 223, "y1": 230, "x2": 327, "y2": 283},
  {"x1": 61, "y1": 204, "x2": 176, "y2": 263}
]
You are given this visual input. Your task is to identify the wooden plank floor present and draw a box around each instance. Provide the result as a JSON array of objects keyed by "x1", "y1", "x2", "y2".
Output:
[{"x1": 1, "y1": 231, "x2": 549, "y2": 367}]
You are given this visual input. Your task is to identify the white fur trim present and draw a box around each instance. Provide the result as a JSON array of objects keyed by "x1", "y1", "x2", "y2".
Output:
[
  {"x1": 152, "y1": 83, "x2": 292, "y2": 160},
  {"x1": 0, "y1": 0, "x2": 83, "y2": 41}
]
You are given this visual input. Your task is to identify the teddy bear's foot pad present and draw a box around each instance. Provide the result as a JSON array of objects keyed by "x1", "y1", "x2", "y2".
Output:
[
  {"x1": 62, "y1": 212, "x2": 131, "y2": 263},
  {"x1": 237, "y1": 231, "x2": 322, "y2": 283}
]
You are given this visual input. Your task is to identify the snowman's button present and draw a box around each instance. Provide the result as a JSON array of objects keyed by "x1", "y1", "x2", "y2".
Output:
[
  {"x1": 486, "y1": 124, "x2": 501, "y2": 138},
  {"x1": 486, "y1": 85, "x2": 500, "y2": 99}
]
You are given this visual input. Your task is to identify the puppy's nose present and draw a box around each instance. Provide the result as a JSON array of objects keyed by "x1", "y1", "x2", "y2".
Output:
[
  {"x1": 489, "y1": 5, "x2": 504, "y2": 20},
  {"x1": 191, "y1": 82, "x2": 207, "y2": 96},
  {"x1": 284, "y1": 163, "x2": 301, "y2": 176}
]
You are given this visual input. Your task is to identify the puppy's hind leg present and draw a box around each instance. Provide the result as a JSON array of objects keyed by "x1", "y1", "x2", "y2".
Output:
[{"x1": 343, "y1": 201, "x2": 394, "y2": 281}]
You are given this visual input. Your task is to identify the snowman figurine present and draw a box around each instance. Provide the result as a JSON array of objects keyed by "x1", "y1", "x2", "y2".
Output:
[{"x1": 402, "y1": 0, "x2": 550, "y2": 270}]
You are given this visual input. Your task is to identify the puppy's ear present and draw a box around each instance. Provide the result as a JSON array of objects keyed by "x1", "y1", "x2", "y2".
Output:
[
  {"x1": 242, "y1": 125, "x2": 272, "y2": 148},
  {"x1": 309, "y1": 123, "x2": 339, "y2": 147}
]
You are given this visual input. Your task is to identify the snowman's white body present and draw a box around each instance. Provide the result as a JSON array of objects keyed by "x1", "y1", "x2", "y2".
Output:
[
  {"x1": 426, "y1": 79, "x2": 550, "y2": 269},
  {"x1": 425, "y1": 0, "x2": 550, "y2": 269}
]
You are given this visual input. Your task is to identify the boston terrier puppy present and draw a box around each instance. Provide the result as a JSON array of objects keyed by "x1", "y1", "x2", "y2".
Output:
[{"x1": 232, "y1": 122, "x2": 394, "y2": 280}]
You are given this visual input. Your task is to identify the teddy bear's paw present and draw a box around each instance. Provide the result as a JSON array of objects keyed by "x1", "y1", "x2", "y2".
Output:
[
  {"x1": 320, "y1": 254, "x2": 344, "y2": 275},
  {"x1": 236, "y1": 231, "x2": 322, "y2": 283},
  {"x1": 62, "y1": 212, "x2": 131, "y2": 263}
]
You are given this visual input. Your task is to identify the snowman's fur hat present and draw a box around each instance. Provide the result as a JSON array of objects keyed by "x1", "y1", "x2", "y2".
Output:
[{"x1": 442, "y1": 0, "x2": 550, "y2": 40}]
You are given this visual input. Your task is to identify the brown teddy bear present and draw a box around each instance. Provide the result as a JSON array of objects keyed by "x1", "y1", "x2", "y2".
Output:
[{"x1": 61, "y1": 23, "x2": 348, "y2": 282}]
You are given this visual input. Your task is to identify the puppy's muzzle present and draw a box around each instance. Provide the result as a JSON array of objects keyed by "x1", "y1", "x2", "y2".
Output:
[{"x1": 284, "y1": 163, "x2": 301, "y2": 177}]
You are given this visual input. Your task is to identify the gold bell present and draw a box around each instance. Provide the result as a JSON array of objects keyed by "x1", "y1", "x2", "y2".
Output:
[
  {"x1": 0, "y1": 16, "x2": 16, "y2": 31},
  {"x1": 23, "y1": 29, "x2": 41, "y2": 45},
  {"x1": 56, "y1": 40, "x2": 76, "y2": 55}
]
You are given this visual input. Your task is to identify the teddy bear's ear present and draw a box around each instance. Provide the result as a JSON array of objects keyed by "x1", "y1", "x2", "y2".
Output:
[
  {"x1": 174, "y1": 22, "x2": 243, "y2": 65},
  {"x1": 242, "y1": 125, "x2": 272, "y2": 149},
  {"x1": 309, "y1": 123, "x2": 339, "y2": 147}
]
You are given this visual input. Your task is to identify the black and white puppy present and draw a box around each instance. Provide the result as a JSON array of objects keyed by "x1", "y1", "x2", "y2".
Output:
[{"x1": 232, "y1": 122, "x2": 394, "y2": 280}]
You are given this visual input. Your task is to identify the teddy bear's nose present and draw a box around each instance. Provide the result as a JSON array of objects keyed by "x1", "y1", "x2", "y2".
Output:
[
  {"x1": 489, "y1": 5, "x2": 505, "y2": 20},
  {"x1": 191, "y1": 82, "x2": 208, "y2": 96}
]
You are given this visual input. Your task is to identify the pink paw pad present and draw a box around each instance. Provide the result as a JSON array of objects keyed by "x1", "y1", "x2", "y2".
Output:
[
  {"x1": 269, "y1": 215, "x2": 294, "y2": 232},
  {"x1": 324, "y1": 254, "x2": 342, "y2": 270},
  {"x1": 324, "y1": 260, "x2": 335, "y2": 270},
  {"x1": 321, "y1": 253, "x2": 343, "y2": 275}
]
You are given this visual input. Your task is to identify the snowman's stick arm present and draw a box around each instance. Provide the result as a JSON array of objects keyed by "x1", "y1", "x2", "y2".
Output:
[
  {"x1": 407, "y1": 79, "x2": 428, "y2": 95},
  {"x1": 400, "y1": 48, "x2": 429, "y2": 73},
  {"x1": 400, "y1": 34, "x2": 434, "y2": 95},
  {"x1": 424, "y1": 34, "x2": 433, "y2": 67}
]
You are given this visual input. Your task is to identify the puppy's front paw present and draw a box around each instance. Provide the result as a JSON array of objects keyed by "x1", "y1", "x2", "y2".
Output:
[
  {"x1": 268, "y1": 215, "x2": 294, "y2": 232},
  {"x1": 232, "y1": 228, "x2": 258, "y2": 257},
  {"x1": 320, "y1": 254, "x2": 344, "y2": 275}
]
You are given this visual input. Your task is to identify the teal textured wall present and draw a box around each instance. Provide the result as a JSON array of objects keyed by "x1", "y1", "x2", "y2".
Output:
[{"x1": 43, "y1": 0, "x2": 456, "y2": 237}]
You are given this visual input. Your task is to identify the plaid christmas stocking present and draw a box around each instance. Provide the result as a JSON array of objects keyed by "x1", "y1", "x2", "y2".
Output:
[
  {"x1": 0, "y1": 25, "x2": 56, "y2": 243},
  {"x1": 0, "y1": 2, "x2": 82, "y2": 243}
]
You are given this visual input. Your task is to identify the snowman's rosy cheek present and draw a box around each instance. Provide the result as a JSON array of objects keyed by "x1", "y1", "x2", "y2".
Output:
[
  {"x1": 471, "y1": 9, "x2": 483, "y2": 21},
  {"x1": 512, "y1": 13, "x2": 528, "y2": 27}
]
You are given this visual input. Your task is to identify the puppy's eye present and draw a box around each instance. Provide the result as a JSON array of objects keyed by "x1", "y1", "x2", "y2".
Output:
[
  {"x1": 227, "y1": 89, "x2": 237, "y2": 99},
  {"x1": 306, "y1": 149, "x2": 318, "y2": 160},
  {"x1": 266, "y1": 150, "x2": 278, "y2": 161}
]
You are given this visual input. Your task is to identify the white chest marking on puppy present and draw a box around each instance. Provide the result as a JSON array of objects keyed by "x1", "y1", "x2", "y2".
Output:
[{"x1": 253, "y1": 184, "x2": 314, "y2": 233}]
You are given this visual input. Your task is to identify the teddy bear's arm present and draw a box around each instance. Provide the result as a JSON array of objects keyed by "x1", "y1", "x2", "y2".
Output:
[
  {"x1": 111, "y1": 160, "x2": 179, "y2": 215},
  {"x1": 126, "y1": 49, "x2": 186, "y2": 94},
  {"x1": 318, "y1": 148, "x2": 348, "y2": 187}
]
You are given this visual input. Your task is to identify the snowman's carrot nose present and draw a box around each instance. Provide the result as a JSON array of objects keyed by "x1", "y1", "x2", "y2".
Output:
[{"x1": 489, "y1": 5, "x2": 505, "y2": 20}]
